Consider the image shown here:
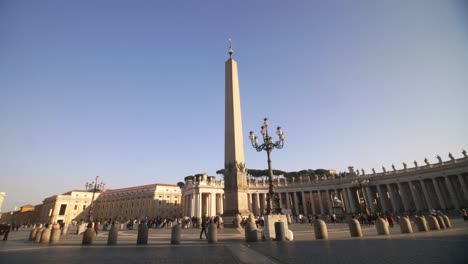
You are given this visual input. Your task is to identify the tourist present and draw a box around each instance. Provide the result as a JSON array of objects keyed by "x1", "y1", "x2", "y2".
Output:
[{"x1": 200, "y1": 214, "x2": 208, "y2": 239}]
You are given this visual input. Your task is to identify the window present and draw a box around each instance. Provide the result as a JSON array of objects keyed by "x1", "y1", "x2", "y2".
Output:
[
  {"x1": 58, "y1": 204, "x2": 67, "y2": 215},
  {"x1": 83, "y1": 205, "x2": 86, "y2": 211},
  {"x1": 74, "y1": 205, "x2": 78, "y2": 210}
]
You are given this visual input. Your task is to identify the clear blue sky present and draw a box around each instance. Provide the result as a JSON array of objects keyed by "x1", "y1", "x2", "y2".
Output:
[{"x1": 1, "y1": 0, "x2": 467, "y2": 212}]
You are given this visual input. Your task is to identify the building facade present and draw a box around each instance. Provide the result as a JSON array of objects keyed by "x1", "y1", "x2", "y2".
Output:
[
  {"x1": 93, "y1": 183, "x2": 182, "y2": 222},
  {"x1": 182, "y1": 154, "x2": 468, "y2": 217},
  {"x1": 39, "y1": 190, "x2": 100, "y2": 224}
]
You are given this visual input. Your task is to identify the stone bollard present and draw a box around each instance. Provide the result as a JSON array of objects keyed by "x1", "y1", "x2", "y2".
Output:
[
  {"x1": 107, "y1": 224, "x2": 118, "y2": 245},
  {"x1": 61, "y1": 224, "x2": 68, "y2": 236},
  {"x1": 40, "y1": 227, "x2": 52, "y2": 244},
  {"x1": 30, "y1": 227, "x2": 39, "y2": 241},
  {"x1": 442, "y1": 215, "x2": 452, "y2": 228},
  {"x1": 234, "y1": 214, "x2": 242, "y2": 228},
  {"x1": 274, "y1": 221, "x2": 285, "y2": 241},
  {"x1": 427, "y1": 216, "x2": 440, "y2": 230},
  {"x1": 50, "y1": 227, "x2": 61, "y2": 244},
  {"x1": 375, "y1": 217, "x2": 390, "y2": 235},
  {"x1": 171, "y1": 224, "x2": 181, "y2": 245},
  {"x1": 414, "y1": 216, "x2": 428, "y2": 232},
  {"x1": 399, "y1": 217, "x2": 413, "y2": 234},
  {"x1": 314, "y1": 219, "x2": 328, "y2": 239},
  {"x1": 208, "y1": 222, "x2": 218, "y2": 243},
  {"x1": 349, "y1": 219, "x2": 363, "y2": 237},
  {"x1": 34, "y1": 228, "x2": 44, "y2": 243},
  {"x1": 82, "y1": 223, "x2": 96, "y2": 245},
  {"x1": 436, "y1": 216, "x2": 446, "y2": 229},
  {"x1": 137, "y1": 224, "x2": 149, "y2": 245},
  {"x1": 217, "y1": 216, "x2": 224, "y2": 229},
  {"x1": 244, "y1": 215, "x2": 258, "y2": 242}
]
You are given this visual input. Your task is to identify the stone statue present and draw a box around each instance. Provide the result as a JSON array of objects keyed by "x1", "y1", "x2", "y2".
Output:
[
  {"x1": 392, "y1": 164, "x2": 396, "y2": 171},
  {"x1": 402, "y1": 162, "x2": 407, "y2": 170},
  {"x1": 462, "y1": 149, "x2": 467, "y2": 158},
  {"x1": 314, "y1": 175, "x2": 319, "y2": 181},
  {"x1": 361, "y1": 169, "x2": 365, "y2": 175},
  {"x1": 348, "y1": 166, "x2": 354, "y2": 173},
  {"x1": 382, "y1": 166, "x2": 386, "y2": 173},
  {"x1": 436, "y1": 155, "x2": 442, "y2": 163},
  {"x1": 333, "y1": 195, "x2": 343, "y2": 207},
  {"x1": 356, "y1": 170, "x2": 360, "y2": 176},
  {"x1": 448, "y1": 152, "x2": 455, "y2": 161},
  {"x1": 372, "y1": 168, "x2": 376, "y2": 174},
  {"x1": 424, "y1": 158, "x2": 430, "y2": 166},
  {"x1": 414, "y1": 160, "x2": 418, "y2": 167}
]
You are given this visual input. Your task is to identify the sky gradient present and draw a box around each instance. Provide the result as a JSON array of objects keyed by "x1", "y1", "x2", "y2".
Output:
[{"x1": 1, "y1": 0, "x2": 467, "y2": 212}]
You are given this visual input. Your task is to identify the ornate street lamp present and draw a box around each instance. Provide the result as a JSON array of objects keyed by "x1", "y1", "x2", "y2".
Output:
[
  {"x1": 249, "y1": 118, "x2": 285, "y2": 215},
  {"x1": 351, "y1": 175, "x2": 370, "y2": 213},
  {"x1": 85, "y1": 176, "x2": 105, "y2": 222}
]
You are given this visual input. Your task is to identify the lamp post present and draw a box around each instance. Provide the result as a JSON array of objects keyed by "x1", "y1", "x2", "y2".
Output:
[
  {"x1": 85, "y1": 176, "x2": 105, "y2": 222},
  {"x1": 351, "y1": 175, "x2": 370, "y2": 213},
  {"x1": 249, "y1": 118, "x2": 285, "y2": 215}
]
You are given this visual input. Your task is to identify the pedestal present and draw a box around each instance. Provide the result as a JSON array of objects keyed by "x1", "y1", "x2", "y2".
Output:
[{"x1": 263, "y1": 215, "x2": 293, "y2": 240}]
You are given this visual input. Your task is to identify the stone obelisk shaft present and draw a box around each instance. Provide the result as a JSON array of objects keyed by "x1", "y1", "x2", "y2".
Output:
[{"x1": 224, "y1": 57, "x2": 249, "y2": 216}]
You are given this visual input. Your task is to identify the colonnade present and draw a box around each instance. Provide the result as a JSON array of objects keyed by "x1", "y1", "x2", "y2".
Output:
[
  {"x1": 183, "y1": 192, "x2": 223, "y2": 218},
  {"x1": 269, "y1": 173, "x2": 468, "y2": 216}
]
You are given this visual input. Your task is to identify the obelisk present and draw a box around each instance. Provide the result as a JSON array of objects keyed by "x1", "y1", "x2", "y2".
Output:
[{"x1": 223, "y1": 40, "x2": 249, "y2": 217}]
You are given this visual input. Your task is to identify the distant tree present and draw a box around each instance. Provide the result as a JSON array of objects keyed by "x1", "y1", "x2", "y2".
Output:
[{"x1": 184, "y1": 176, "x2": 194, "y2": 181}]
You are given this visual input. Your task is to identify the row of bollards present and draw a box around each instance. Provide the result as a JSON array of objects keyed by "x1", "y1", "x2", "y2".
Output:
[
  {"x1": 311, "y1": 215, "x2": 453, "y2": 240},
  {"x1": 29, "y1": 224, "x2": 62, "y2": 244}
]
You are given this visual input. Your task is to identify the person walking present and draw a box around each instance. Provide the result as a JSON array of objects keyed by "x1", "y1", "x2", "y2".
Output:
[{"x1": 199, "y1": 214, "x2": 208, "y2": 239}]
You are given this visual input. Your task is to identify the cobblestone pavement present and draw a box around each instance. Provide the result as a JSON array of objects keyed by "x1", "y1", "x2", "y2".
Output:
[{"x1": 1, "y1": 219, "x2": 467, "y2": 263}]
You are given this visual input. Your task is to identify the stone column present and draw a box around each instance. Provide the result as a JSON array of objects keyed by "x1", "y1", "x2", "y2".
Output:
[
  {"x1": 293, "y1": 192, "x2": 300, "y2": 215},
  {"x1": 259, "y1": 193, "x2": 266, "y2": 215},
  {"x1": 432, "y1": 178, "x2": 446, "y2": 209},
  {"x1": 419, "y1": 180, "x2": 434, "y2": 210},
  {"x1": 326, "y1": 190, "x2": 333, "y2": 214},
  {"x1": 210, "y1": 193, "x2": 216, "y2": 216},
  {"x1": 376, "y1": 185, "x2": 389, "y2": 212},
  {"x1": 279, "y1": 192, "x2": 283, "y2": 209},
  {"x1": 196, "y1": 193, "x2": 202, "y2": 218},
  {"x1": 318, "y1": 191, "x2": 324, "y2": 215},
  {"x1": 247, "y1": 194, "x2": 252, "y2": 213},
  {"x1": 310, "y1": 191, "x2": 316, "y2": 215},
  {"x1": 254, "y1": 193, "x2": 260, "y2": 216},
  {"x1": 408, "y1": 181, "x2": 422, "y2": 211},
  {"x1": 457, "y1": 174, "x2": 468, "y2": 201},
  {"x1": 386, "y1": 184, "x2": 400, "y2": 213},
  {"x1": 397, "y1": 182, "x2": 411, "y2": 211},
  {"x1": 285, "y1": 192, "x2": 291, "y2": 210},
  {"x1": 301, "y1": 191, "x2": 308, "y2": 216},
  {"x1": 359, "y1": 186, "x2": 373, "y2": 211},
  {"x1": 346, "y1": 188, "x2": 356, "y2": 213},
  {"x1": 444, "y1": 176, "x2": 460, "y2": 209}
]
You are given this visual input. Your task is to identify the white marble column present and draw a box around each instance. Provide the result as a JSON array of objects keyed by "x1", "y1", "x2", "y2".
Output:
[
  {"x1": 386, "y1": 184, "x2": 399, "y2": 213},
  {"x1": 419, "y1": 180, "x2": 433, "y2": 210},
  {"x1": 376, "y1": 185, "x2": 389, "y2": 212},
  {"x1": 248, "y1": 194, "x2": 252, "y2": 213},
  {"x1": 362, "y1": 186, "x2": 373, "y2": 212},
  {"x1": 301, "y1": 191, "x2": 307, "y2": 215},
  {"x1": 444, "y1": 176, "x2": 460, "y2": 209},
  {"x1": 195, "y1": 193, "x2": 202, "y2": 218},
  {"x1": 318, "y1": 191, "x2": 324, "y2": 214},
  {"x1": 431, "y1": 178, "x2": 446, "y2": 209}
]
